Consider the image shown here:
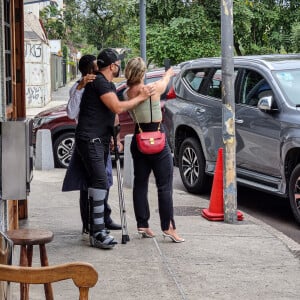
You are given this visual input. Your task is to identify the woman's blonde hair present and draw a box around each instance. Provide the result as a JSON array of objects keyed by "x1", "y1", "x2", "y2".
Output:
[{"x1": 125, "y1": 57, "x2": 147, "y2": 87}]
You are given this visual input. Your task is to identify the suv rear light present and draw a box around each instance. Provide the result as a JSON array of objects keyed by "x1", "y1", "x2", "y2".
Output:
[{"x1": 166, "y1": 86, "x2": 176, "y2": 100}]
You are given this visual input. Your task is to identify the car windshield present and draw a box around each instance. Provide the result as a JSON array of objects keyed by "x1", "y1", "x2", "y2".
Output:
[{"x1": 274, "y1": 69, "x2": 300, "y2": 106}]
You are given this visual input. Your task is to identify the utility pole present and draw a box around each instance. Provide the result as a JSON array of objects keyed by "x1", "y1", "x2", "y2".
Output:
[
  {"x1": 139, "y1": 0, "x2": 147, "y2": 62},
  {"x1": 221, "y1": 0, "x2": 237, "y2": 223}
]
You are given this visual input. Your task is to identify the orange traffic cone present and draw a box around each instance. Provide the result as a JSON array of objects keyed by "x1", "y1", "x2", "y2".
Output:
[{"x1": 201, "y1": 148, "x2": 243, "y2": 221}]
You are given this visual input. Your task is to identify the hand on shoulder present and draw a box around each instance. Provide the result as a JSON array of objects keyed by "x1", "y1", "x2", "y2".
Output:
[
  {"x1": 139, "y1": 85, "x2": 155, "y2": 100},
  {"x1": 77, "y1": 73, "x2": 97, "y2": 90}
]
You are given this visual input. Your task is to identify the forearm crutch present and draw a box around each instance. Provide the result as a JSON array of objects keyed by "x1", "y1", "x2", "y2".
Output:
[{"x1": 113, "y1": 125, "x2": 130, "y2": 244}]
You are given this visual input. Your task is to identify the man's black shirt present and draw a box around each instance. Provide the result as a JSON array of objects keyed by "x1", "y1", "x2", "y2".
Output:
[{"x1": 75, "y1": 73, "x2": 116, "y2": 142}]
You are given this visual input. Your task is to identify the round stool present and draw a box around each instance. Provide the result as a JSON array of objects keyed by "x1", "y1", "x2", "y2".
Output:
[{"x1": 6, "y1": 228, "x2": 54, "y2": 300}]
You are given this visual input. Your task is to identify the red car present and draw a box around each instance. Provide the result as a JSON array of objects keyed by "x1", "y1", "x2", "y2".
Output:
[{"x1": 32, "y1": 68, "x2": 178, "y2": 168}]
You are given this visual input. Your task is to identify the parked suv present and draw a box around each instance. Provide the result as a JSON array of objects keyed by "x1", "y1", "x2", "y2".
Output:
[
  {"x1": 33, "y1": 68, "x2": 178, "y2": 168},
  {"x1": 163, "y1": 54, "x2": 300, "y2": 223}
]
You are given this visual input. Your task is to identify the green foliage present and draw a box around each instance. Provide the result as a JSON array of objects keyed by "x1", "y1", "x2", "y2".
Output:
[
  {"x1": 291, "y1": 23, "x2": 300, "y2": 52},
  {"x1": 126, "y1": 2, "x2": 221, "y2": 65},
  {"x1": 80, "y1": 45, "x2": 98, "y2": 56},
  {"x1": 62, "y1": 45, "x2": 68, "y2": 59},
  {"x1": 79, "y1": 0, "x2": 129, "y2": 49},
  {"x1": 147, "y1": 17, "x2": 220, "y2": 66},
  {"x1": 67, "y1": 60, "x2": 76, "y2": 67},
  {"x1": 63, "y1": 0, "x2": 87, "y2": 48},
  {"x1": 48, "y1": 0, "x2": 300, "y2": 67},
  {"x1": 40, "y1": 3, "x2": 65, "y2": 39}
]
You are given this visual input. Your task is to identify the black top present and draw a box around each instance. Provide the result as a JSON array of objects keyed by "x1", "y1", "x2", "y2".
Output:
[{"x1": 75, "y1": 73, "x2": 116, "y2": 142}]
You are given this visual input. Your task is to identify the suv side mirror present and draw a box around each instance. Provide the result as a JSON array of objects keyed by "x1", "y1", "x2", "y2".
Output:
[{"x1": 258, "y1": 95, "x2": 277, "y2": 111}]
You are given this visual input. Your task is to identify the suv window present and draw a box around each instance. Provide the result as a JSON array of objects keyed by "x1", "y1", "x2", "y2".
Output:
[
  {"x1": 274, "y1": 70, "x2": 300, "y2": 106},
  {"x1": 238, "y1": 70, "x2": 273, "y2": 107},
  {"x1": 207, "y1": 69, "x2": 222, "y2": 99},
  {"x1": 183, "y1": 69, "x2": 209, "y2": 92},
  {"x1": 184, "y1": 68, "x2": 222, "y2": 98},
  {"x1": 184, "y1": 68, "x2": 239, "y2": 100}
]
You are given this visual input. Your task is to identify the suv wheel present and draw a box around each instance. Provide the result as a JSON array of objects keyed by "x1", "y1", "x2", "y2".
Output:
[
  {"x1": 178, "y1": 137, "x2": 208, "y2": 194},
  {"x1": 53, "y1": 132, "x2": 75, "y2": 168},
  {"x1": 289, "y1": 164, "x2": 300, "y2": 224}
]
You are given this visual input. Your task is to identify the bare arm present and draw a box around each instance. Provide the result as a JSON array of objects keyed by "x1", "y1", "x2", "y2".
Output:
[
  {"x1": 76, "y1": 74, "x2": 96, "y2": 90},
  {"x1": 148, "y1": 68, "x2": 175, "y2": 98},
  {"x1": 100, "y1": 85, "x2": 152, "y2": 114}
]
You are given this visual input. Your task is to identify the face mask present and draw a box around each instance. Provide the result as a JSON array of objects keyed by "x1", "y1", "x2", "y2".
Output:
[{"x1": 113, "y1": 64, "x2": 121, "y2": 77}]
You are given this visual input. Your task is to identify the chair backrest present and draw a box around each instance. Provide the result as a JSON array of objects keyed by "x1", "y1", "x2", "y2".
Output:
[
  {"x1": 0, "y1": 231, "x2": 13, "y2": 300},
  {"x1": 0, "y1": 262, "x2": 98, "y2": 300}
]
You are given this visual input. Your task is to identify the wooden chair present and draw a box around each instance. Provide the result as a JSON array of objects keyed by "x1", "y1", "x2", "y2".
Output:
[
  {"x1": 0, "y1": 262, "x2": 98, "y2": 300},
  {"x1": 0, "y1": 231, "x2": 13, "y2": 300},
  {"x1": 0, "y1": 232, "x2": 98, "y2": 300},
  {"x1": 5, "y1": 228, "x2": 55, "y2": 300}
]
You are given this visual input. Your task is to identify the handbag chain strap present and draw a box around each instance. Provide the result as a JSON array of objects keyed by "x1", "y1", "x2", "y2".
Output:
[{"x1": 133, "y1": 97, "x2": 161, "y2": 133}]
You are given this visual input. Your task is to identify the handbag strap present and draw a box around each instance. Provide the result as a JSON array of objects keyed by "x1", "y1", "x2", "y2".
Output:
[{"x1": 133, "y1": 97, "x2": 161, "y2": 133}]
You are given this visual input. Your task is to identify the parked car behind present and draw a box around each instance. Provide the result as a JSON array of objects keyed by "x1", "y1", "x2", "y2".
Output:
[
  {"x1": 33, "y1": 68, "x2": 178, "y2": 168},
  {"x1": 163, "y1": 54, "x2": 300, "y2": 224}
]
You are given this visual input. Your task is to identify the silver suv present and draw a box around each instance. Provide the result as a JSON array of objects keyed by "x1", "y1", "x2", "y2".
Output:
[{"x1": 164, "y1": 54, "x2": 300, "y2": 223}]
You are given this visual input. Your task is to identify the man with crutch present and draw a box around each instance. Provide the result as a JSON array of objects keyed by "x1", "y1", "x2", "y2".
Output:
[{"x1": 62, "y1": 54, "x2": 122, "y2": 236}]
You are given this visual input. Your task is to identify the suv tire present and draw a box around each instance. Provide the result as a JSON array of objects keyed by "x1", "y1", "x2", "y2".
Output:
[
  {"x1": 53, "y1": 132, "x2": 75, "y2": 168},
  {"x1": 289, "y1": 164, "x2": 300, "y2": 224},
  {"x1": 178, "y1": 137, "x2": 209, "y2": 194}
]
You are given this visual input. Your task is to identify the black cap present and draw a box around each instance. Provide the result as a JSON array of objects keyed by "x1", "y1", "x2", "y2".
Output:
[{"x1": 97, "y1": 48, "x2": 120, "y2": 68}]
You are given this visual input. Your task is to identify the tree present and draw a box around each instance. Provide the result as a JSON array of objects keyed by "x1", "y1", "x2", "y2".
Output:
[
  {"x1": 64, "y1": 0, "x2": 87, "y2": 49},
  {"x1": 125, "y1": 0, "x2": 221, "y2": 66},
  {"x1": 79, "y1": 0, "x2": 129, "y2": 49},
  {"x1": 54, "y1": 0, "x2": 300, "y2": 67},
  {"x1": 40, "y1": 3, "x2": 65, "y2": 40},
  {"x1": 291, "y1": 23, "x2": 300, "y2": 52}
]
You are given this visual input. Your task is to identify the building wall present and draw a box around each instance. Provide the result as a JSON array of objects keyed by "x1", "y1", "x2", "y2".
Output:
[
  {"x1": 0, "y1": 0, "x2": 7, "y2": 233},
  {"x1": 1, "y1": 0, "x2": 28, "y2": 233},
  {"x1": 25, "y1": 39, "x2": 51, "y2": 107}
]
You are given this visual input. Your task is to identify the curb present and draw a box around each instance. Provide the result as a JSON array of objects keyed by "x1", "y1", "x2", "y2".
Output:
[{"x1": 245, "y1": 213, "x2": 300, "y2": 258}]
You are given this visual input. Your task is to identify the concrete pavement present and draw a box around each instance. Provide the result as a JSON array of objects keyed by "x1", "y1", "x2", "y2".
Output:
[
  {"x1": 12, "y1": 168, "x2": 300, "y2": 300},
  {"x1": 10, "y1": 81, "x2": 300, "y2": 299}
]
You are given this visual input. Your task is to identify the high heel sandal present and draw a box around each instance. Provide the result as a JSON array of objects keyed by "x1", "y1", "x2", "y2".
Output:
[
  {"x1": 137, "y1": 228, "x2": 155, "y2": 238},
  {"x1": 162, "y1": 232, "x2": 185, "y2": 243}
]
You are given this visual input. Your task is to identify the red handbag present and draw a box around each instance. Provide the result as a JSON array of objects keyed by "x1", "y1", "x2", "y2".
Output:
[
  {"x1": 136, "y1": 130, "x2": 166, "y2": 154},
  {"x1": 134, "y1": 97, "x2": 165, "y2": 154}
]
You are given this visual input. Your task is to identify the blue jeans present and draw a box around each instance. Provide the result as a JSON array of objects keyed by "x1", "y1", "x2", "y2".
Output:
[{"x1": 130, "y1": 134, "x2": 175, "y2": 231}]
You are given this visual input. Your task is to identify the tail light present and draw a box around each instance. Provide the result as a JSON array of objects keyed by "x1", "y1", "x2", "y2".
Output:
[{"x1": 166, "y1": 86, "x2": 176, "y2": 100}]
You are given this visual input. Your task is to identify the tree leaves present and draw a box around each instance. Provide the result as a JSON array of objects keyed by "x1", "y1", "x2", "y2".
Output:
[{"x1": 54, "y1": 0, "x2": 300, "y2": 66}]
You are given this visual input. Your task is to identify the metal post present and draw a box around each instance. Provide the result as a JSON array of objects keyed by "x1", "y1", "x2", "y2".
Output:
[
  {"x1": 221, "y1": 0, "x2": 237, "y2": 223},
  {"x1": 139, "y1": 0, "x2": 146, "y2": 62}
]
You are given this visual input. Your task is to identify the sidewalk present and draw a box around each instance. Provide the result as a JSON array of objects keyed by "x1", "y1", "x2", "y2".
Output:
[
  {"x1": 14, "y1": 83, "x2": 300, "y2": 299},
  {"x1": 14, "y1": 168, "x2": 300, "y2": 300}
]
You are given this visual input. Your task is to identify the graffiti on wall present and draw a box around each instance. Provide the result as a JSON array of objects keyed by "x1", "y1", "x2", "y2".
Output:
[
  {"x1": 25, "y1": 40, "x2": 51, "y2": 107},
  {"x1": 25, "y1": 42, "x2": 42, "y2": 60},
  {"x1": 26, "y1": 86, "x2": 43, "y2": 106}
]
